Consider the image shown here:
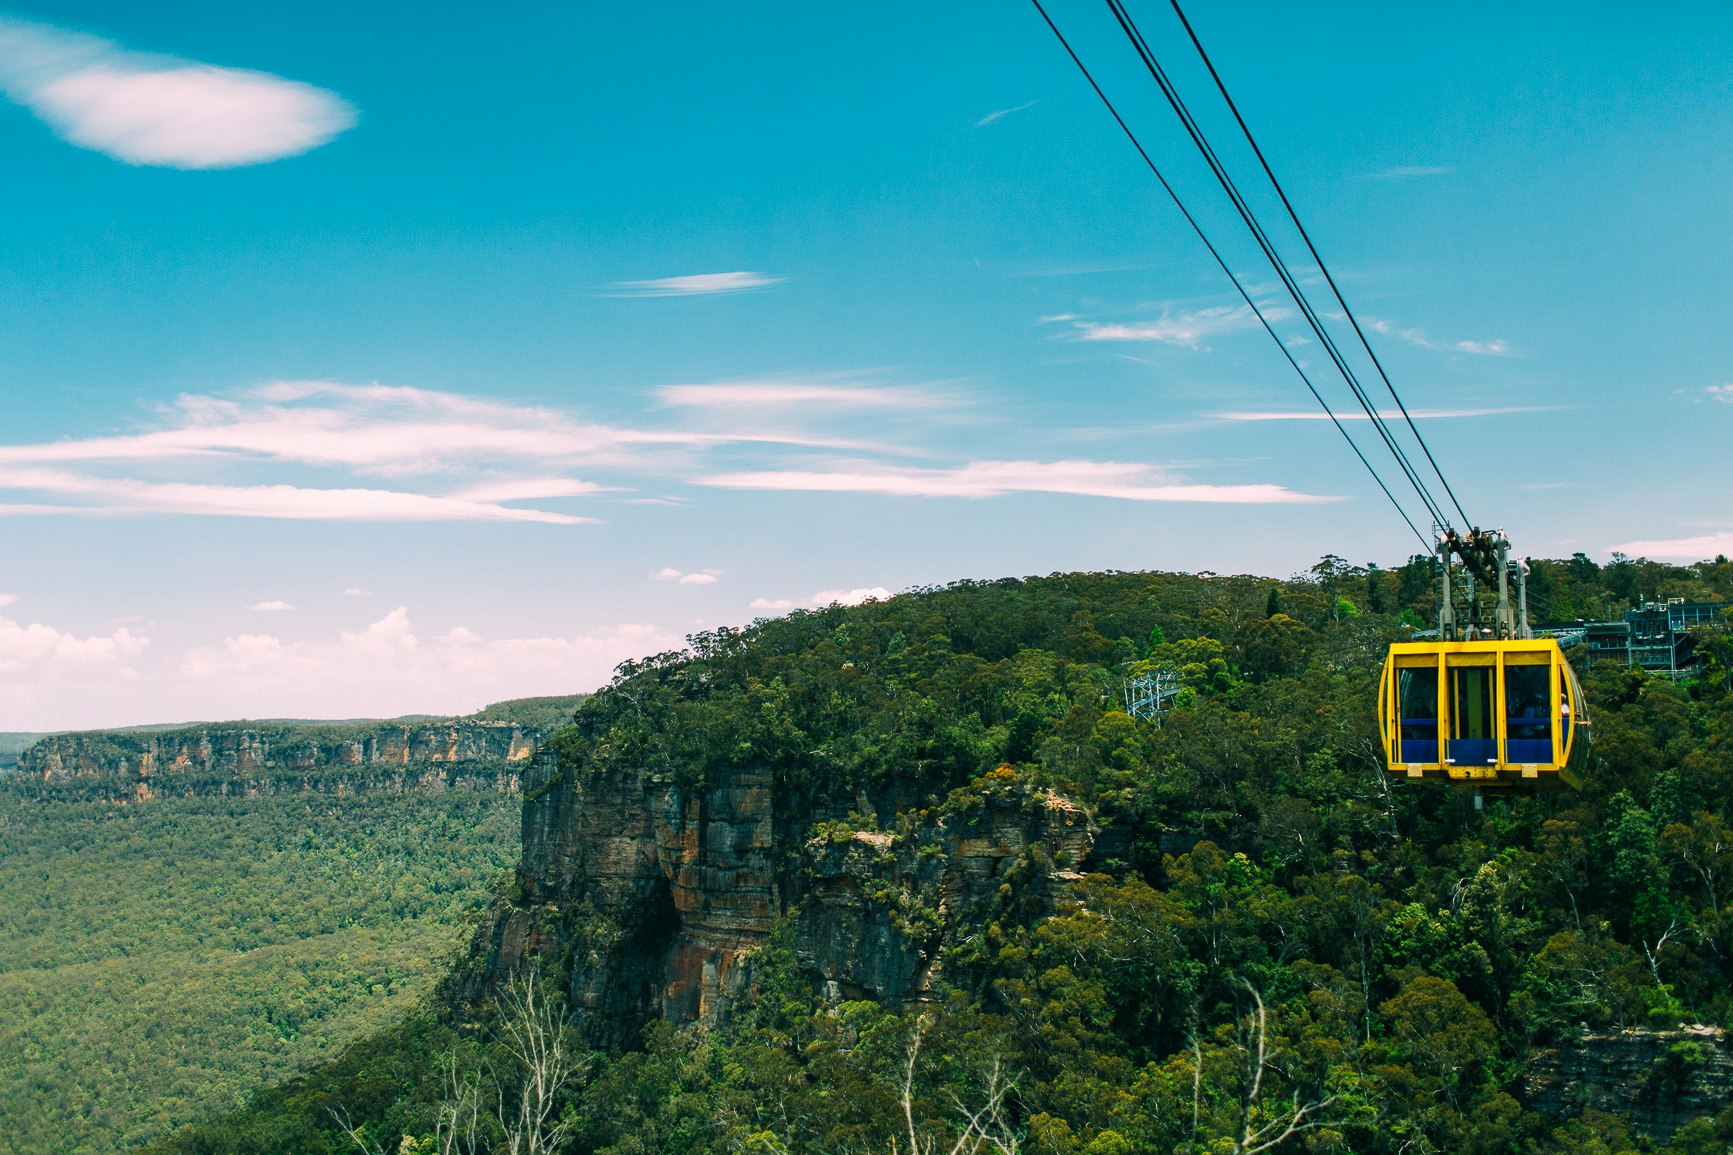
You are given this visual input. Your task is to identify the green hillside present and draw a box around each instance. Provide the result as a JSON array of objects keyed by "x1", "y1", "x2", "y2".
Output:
[{"x1": 134, "y1": 556, "x2": 1733, "y2": 1153}]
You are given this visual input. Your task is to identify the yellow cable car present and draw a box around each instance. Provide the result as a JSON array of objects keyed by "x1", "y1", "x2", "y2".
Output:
[
  {"x1": 1379, "y1": 638, "x2": 1586, "y2": 789},
  {"x1": 1379, "y1": 528, "x2": 1589, "y2": 791}
]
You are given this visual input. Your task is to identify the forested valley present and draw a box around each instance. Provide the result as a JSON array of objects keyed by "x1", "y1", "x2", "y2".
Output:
[
  {"x1": 0, "y1": 703, "x2": 574, "y2": 1153},
  {"x1": 29, "y1": 554, "x2": 1733, "y2": 1154}
]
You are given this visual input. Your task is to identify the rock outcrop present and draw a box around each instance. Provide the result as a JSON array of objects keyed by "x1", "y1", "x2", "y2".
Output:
[
  {"x1": 14, "y1": 720, "x2": 541, "y2": 802},
  {"x1": 1525, "y1": 1025, "x2": 1733, "y2": 1138},
  {"x1": 21, "y1": 720, "x2": 536, "y2": 780},
  {"x1": 462, "y1": 758, "x2": 1096, "y2": 1046}
]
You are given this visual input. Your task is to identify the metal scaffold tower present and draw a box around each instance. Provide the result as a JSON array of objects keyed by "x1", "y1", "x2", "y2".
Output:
[{"x1": 1123, "y1": 670, "x2": 1180, "y2": 721}]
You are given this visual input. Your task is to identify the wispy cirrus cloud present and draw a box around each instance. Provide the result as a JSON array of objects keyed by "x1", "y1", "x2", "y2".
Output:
[
  {"x1": 0, "y1": 465, "x2": 593, "y2": 523},
  {"x1": 0, "y1": 381, "x2": 862, "y2": 475},
  {"x1": 2, "y1": 379, "x2": 1329, "y2": 523},
  {"x1": 976, "y1": 99, "x2": 1038, "y2": 127},
  {"x1": 1359, "y1": 317, "x2": 1515, "y2": 358},
  {"x1": 0, "y1": 380, "x2": 902, "y2": 523},
  {"x1": 0, "y1": 14, "x2": 354, "y2": 168},
  {"x1": 1361, "y1": 165, "x2": 1452, "y2": 180},
  {"x1": 1366, "y1": 318, "x2": 1435, "y2": 349},
  {"x1": 701, "y1": 459, "x2": 1333, "y2": 504},
  {"x1": 1069, "y1": 305, "x2": 1270, "y2": 349},
  {"x1": 608, "y1": 271, "x2": 784, "y2": 298},
  {"x1": 1454, "y1": 339, "x2": 1513, "y2": 357},
  {"x1": 657, "y1": 381, "x2": 948, "y2": 410}
]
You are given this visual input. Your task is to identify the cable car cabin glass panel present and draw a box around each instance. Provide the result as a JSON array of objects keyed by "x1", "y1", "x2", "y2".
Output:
[
  {"x1": 1560, "y1": 666, "x2": 1576, "y2": 759},
  {"x1": 1503, "y1": 659, "x2": 1552, "y2": 764},
  {"x1": 1397, "y1": 666, "x2": 1440, "y2": 764},
  {"x1": 1446, "y1": 655, "x2": 1497, "y2": 767}
]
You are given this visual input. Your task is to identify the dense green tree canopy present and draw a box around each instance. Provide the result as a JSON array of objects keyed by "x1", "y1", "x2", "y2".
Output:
[{"x1": 140, "y1": 558, "x2": 1733, "y2": 1153}]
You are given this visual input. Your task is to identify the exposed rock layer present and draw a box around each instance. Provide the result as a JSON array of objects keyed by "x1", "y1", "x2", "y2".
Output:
[
  {"x1": 1525, "y1": 1025, "x2": 1733, "y2": 1138},
  {"x1": 21, "y1": 721, "x2": 536, "y2": 780},
  {"x1": 464, "y1": 757, "x2": 1096, "y2": 1047}
]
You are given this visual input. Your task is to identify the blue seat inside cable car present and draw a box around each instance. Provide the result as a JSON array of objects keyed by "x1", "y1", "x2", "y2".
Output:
[
  {"x1": 1506, "y1": 738, "x2": 1552, "y2": 763},
  {"x1": 1400, "y1": 725, "x2": 1438, "y2": 764},
  {"x1": 1448, "y1": 738, "x2": 1497, "y2": 765}
]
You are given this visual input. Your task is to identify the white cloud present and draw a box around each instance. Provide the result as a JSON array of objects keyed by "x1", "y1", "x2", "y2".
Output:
[
  {"x1": 1071, "y1": 306, "x2": 1264, "y2": 348},
  {"x1": 650, "y1": 567, "x2": 721, "y2": 585},
  {"x1": 976, "y1": 99, "x2": 1038, "y2": 127},
  {"x1": 1366, "y1": 318, "x2": 1435, "y2": 349},
  {"x1": 249, "y1": 599, "x2": 295, "y2": 612},
  {"x1": 750, "y1": 587, "x2": 891, "y2": 613},
  {"x1": 451, "y1": 478, "x2": 609, "y2": 501},
  {"x1": 0, "y1": 613, "x2": 148, "y2": 674},
  {"x1": 0, "y1": 15, "x2": 354, "y2": 168},
  {"x1": 1606, "y1": 532, "x2": 1733, "y2": 560},
  {"x1": 608, "y1": 271, "x2": 783, "y2": 297},
  {"x1": 657, "y1": 382, "x2": 944, "y2": 410},
  {"x1": 702, "y1": 459, "x2": 1333, "y2": 504},
  {"x1": 0, "y1": 465, "x2": 592, "y2": 523},
  {"x1": 0, "y1": 381, "x2": 864, "y2": 475},
  {"x1": 1454, "y1": 339, "x2": 1513, "y2": 357},
  {"x1": 175, "y1": 609, "x2": 677, "y2": 719},
  {"x1": 812, "y1": 587, "x2": 891, "y2": 607},
  {"x1": 1707, "y1": 384, "x2": 1733, "y2": 403},
  {"x1": 0, "y1": 380, "x2": 868, "y2": 524},
  {"x1": 343, "y1": 587, "x2": 372, "y2": 597},
  {"x1": 0, "y1": 594, "x2": 14, "y2": 607},
  {"x1": 0, "y1": 609, "x2": 151, "y2": 726}
]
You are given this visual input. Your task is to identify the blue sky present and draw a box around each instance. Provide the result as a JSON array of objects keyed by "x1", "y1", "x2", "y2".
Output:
[{"x1": 2, "y1": 1, "x2": 1730, "y2": 728}]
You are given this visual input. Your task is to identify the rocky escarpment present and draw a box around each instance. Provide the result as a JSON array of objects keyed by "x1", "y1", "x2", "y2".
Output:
[
  {"x1": 21, "y1": 720, "x2": 536, "y2": 780},
  {"x1": 13, "y1": 719, "x2": 540, "y2": 802},
  {"x1": 460, "y1": 759, "x2": 1096, "y2": 1046},
  {"x1": 1525, "y1": 1025, "x2": 1733, "y2": 1138}
]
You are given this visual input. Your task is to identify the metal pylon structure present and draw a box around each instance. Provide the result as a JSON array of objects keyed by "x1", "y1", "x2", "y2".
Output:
[{"x1": 1123, "y1": 670, "x2": 1180, "y2": 721}]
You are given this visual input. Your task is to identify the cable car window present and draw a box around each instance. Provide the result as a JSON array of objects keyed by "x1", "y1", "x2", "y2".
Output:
[
  {"x1": 1560, "y1": 684, "x2": 1573, "y2": 753},
  {"x1": 1398, "y1": 667, "x2": 1439, "y2": 763},
  {"x1": 1449, "y1": 664, "x2": 1496, "y2": 765},
  {"x1": 1504, "y1": 663, "x2": 1552, "y2": 763}
]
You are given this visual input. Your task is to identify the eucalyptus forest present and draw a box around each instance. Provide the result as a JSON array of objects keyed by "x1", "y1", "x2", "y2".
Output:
[{"x1": 76, "y1": 552, "x2": 1729, "y2": 1155}]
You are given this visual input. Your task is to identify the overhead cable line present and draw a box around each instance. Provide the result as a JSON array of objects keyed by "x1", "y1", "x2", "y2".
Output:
[
  {"x1": 1166, "y1": 0, "x2": 1473, "y2": 530},
  {"x1": 1102, "y1": 0, "x2": 1452, "y2": 533},
  {"x1": 1028, "y1": 0, "x2": 1432, "y2": 551}
]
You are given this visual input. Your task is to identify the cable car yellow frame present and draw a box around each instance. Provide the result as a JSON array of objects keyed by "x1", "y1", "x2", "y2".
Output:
[{"x1": 1378, "y1": 638, "x2": 1587, "y2": 789}]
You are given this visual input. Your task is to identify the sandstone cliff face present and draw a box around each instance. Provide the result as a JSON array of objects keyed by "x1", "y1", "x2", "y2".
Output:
[
  {"x1": 21, "y1": 720, "x2": 536, "y2": 780},
  {"x1": 465, "y1": 758, "x2": 1095, "y2": 1046},
  {"x1": 1525, "y1": 1025, "x2": 1733, "y2": 1138}
]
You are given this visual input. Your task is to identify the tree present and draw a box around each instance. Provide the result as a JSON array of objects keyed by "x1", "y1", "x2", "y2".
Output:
[
  {"x1": 1662, "y1": 811, "x2": 1733, "y2": 919},
  {"x1": 1191, "y1": 981, "x2": 1367, "y2": 1155},
  {"x1": 1236, "y1": 614, "x2": 1313, "y2": 683},
  {"x1": 492, "y1": 968, "x2": 584, "y2": 1155},
  {"x1": 1377, "y1": 976, "x2": 1495, "y2": 1110}
]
